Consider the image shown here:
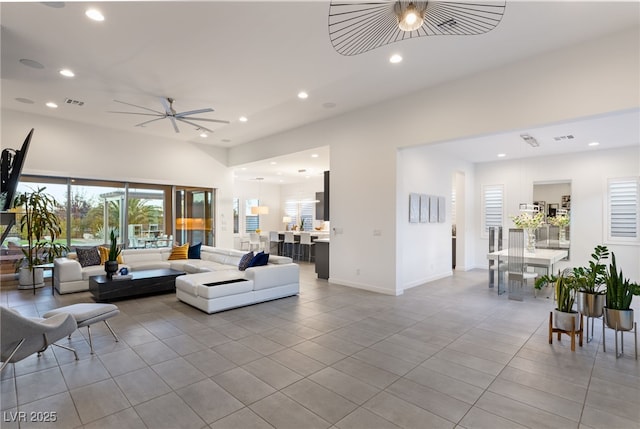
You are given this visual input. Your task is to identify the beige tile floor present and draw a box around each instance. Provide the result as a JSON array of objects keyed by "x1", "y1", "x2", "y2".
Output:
[{"x1": 1, "y1": 264, "x2": 639, "y2": 429}]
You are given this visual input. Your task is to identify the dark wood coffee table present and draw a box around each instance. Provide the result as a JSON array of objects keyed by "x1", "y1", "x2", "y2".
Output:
[{"x1": 89, "y1": 268, "x2": 185, "y2": 302}]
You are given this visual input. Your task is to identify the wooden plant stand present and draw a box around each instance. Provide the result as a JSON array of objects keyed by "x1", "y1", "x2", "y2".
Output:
[{"x1": 548, "y1": 312, "x2": 583, "y2": 351}]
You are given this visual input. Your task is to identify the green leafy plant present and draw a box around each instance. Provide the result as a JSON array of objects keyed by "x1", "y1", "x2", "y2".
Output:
[
  {"x1": 556, "y1": 273, "x2": 577, "y2": 312},
  {"x1": 572, "y1": 245, "x2": 609, "y2": 294},
  {"x1": 13, "y1": 186, "x2": 68, "y2": 269},
  {"x1": 604, "y1": 253, "x2": 640, "y2": 310},
  {"x1": 535, "y1": 270, "x2": 578, "y2": 312},
  {"x1": 108, "y1": 228, "x2": 121, "y2": 262}
]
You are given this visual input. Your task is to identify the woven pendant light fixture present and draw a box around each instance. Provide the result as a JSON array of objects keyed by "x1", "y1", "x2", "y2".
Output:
[{"x1": 329, "y1": 0, "x2": 507, "y2": 56}]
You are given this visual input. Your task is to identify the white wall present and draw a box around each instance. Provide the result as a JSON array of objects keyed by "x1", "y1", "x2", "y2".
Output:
[
  {"x1": 2, "y1": 109, "x2": 236, "y2": 249},
  {"x1": 228, "y1": 28, "x2": 639, "y2": 294},
  {"x1": 474, "y1": 146, "x2": 640, "y2": 281},
  {"x1": 232, "y1": 180, "x2": 281, "y2": 236},
  {"x1": 280, "y1": 176, "x2": 325, "y2": 226},
  {"x1": 397, "y1": 145, "x2": 475, "y2": 293}
]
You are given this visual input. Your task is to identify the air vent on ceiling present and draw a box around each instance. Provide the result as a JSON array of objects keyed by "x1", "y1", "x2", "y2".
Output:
[
  {"x1": 520, "y1": 133, "x2": 539, "y2": 147},
  {"x1": 298, "y1": 169, "x2": 307, "y2": 173},
  {"x1": 64, "y1": 98, "x2": 84, "y2": 106},
  {"x1": 553, "y1": 134, "x2": 575, "y2": 141}
]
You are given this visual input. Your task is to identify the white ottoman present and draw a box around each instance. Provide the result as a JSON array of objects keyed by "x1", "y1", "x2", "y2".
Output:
[
  {"x1": 176, "y1": 271, "x2": 254, "y2": 314},
  {"x1": 43, "y1": 303, "x2": 119, "y2": 354}
]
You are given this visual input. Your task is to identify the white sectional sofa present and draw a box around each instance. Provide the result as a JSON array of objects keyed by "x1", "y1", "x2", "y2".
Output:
[
  {"x1": 53, "y1": 246, "x2": 299, "y2": 303},
  {"x1": 175, "y1": 264, "x2": 300, "y2": 313}
]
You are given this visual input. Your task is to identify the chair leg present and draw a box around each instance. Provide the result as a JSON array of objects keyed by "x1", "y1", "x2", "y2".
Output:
[
  {"x1": 51, "y1": 342, "x2": 78, "y2": 361},
  {"x1": 0, "y1": 338, "x2": 25, "y2": 372},
  {"x1": 104, "y1": 320, "x2": 119, "y2": 343},
  {"x1": 87, "y1": 325, "x2": 94, "y2": 354}
]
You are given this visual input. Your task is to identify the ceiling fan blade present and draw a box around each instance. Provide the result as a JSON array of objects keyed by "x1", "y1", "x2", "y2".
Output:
[
  {"x1": 176, "y1": 118, "x2": 213, "y2": 133},
  {"x1": 159, "y1": 97, "x2": 174, "y2": 115},
  {"x1": 176, "y1": 108, "x2": 214, "y2": 117},
  {"x1": 181, "y1": 117, "x2": 231, "y2": 124},
  {"x1": 134, "y1": 117, "x2": 166, "y2": 127},
  {"x1": 113, "y1": 100, "x2": 164, "y2": 115},
  {"x1": 168, "y1": 116, "x2": 180, "y2": 133},
  {"x1": 108, "y1": 111, "x2": 164, "y2": 117}
]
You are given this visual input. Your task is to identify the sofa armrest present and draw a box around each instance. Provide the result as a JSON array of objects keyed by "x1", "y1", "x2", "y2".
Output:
[
  {"x1": 54, "y1": 257, "x2": 83, "y2": 283},
  {"x1": 245, "y1": 263, "x2": 299, "y2": 290}
]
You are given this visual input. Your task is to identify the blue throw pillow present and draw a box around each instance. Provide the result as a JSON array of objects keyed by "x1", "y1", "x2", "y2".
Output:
[
  {"x1": 188, "y1": 242, "x2": 202, "y2": 259},
  {"x1": 238, "y1": 251, "x2": 254, "y2": 271},
  {"x1": 248, "y1": 251, "x2": 269, "y2": 267}
]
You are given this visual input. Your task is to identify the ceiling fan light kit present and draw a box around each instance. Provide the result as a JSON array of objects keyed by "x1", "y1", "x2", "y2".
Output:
[
  {"x1": 110, "y1": 97, "x2": 230, "y2": 134},
  {"x1": 329, "y1": 0, "x2": 507, "y2": 56}
]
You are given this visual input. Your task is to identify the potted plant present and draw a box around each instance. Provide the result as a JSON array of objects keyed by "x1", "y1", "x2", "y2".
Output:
[
  {"x1": 604, "y1": 253, "x2": 640, "y2": 331},
  {"x1": 13, "y1": 187, "x2": 68, "y2": 288},
  {"x1": 105, "y1": 228, "x2": 121, "y2": 279},
  {"x1": 573, "y1": 245, "x2": 609, "y2": 318},
  {"x1": 536, "y1": 271, "x2": 580, "y2": 331}
]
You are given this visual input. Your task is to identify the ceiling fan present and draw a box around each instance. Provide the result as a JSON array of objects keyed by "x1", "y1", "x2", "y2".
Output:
[{"x1": 110, "y1": 97, "x2": 230, "y2": 133}]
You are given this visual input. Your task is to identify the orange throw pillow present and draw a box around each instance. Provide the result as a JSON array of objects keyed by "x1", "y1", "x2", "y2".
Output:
[
  {"x1": 168, "y1": 243, "x2": 189, "y2": 260},
  {"x1": 98, "y1": 246, "x2": 123, "y2": 264}
]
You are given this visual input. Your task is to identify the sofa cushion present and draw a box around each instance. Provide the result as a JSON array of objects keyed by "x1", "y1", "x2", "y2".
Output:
[
  {"x1": 238, "y1": 251, "x2": 254, "y2": 271},
  {"x1": 248, "y1": 251, "x2": 269, "y2": 268},
  {"x1": 98, "y1": 246, "x2": 124, "y2": 264},
  {"x1": 168, "y1": 243, "x2": 189, "y2": 260},
  {"x1": 188, "y1": 242, "x2": 202, "y2": 259},
  {"x1": 76, "y1": 247, "x2": 101, "y2": 267}
]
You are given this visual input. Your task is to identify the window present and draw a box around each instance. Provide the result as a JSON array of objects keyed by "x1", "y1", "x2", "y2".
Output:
[
  {"x1": 17, "y1": 175, "x2": 215, "y2": 249},
  {"x1": 482, "y1": 184, "x2": 503, "y2": 237},
  {"x1": 283, "y1": 199, "x2": 315, "y2": 230},
  {"x1": 606, "y1": 177, "x2": 639, "y2": 243},
  {"x1": 245, "y1": 199, "x2": 259, "y2": 232},
  {"x1": 232, "y1": 198, "x2": 239, "y2": 234}
]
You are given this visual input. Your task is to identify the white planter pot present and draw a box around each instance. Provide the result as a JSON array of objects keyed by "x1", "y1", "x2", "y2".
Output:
[
  {"x1": 18, "y1": 267, "x2": 45, "y2": 289},
  {"x1": 554, "y1": 309, "x2": 580, "y2": 332}
]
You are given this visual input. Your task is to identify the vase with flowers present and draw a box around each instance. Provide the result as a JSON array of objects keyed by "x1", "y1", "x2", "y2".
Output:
[
  {"x1": 548, "y1": 214, "x2": 570, "y2": 241},
  {"x1": 510, "y1": 211, "x2": 544, "y2": 252}
]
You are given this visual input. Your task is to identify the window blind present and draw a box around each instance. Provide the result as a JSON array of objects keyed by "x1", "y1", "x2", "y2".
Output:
[
  {"x1": 608, "y1": 178, "x2": 639, "y2": 239},
  {"x1": 483, "y1": 185, "x2": 503, "y2": 233}
]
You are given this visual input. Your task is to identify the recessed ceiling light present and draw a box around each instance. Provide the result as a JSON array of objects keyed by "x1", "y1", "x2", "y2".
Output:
[
  {"x1": 311, "y1": 154, "x2": 319, "y2": 158},
  {"x1": 270, "y1": 161, "x2": 277, "y2": 165},
  {"x1": 297, "y1": 91, "x2": 309, "y2": 100},
  {"x1": 241, "y1": 167, "x2": 247, "y2": 171},
  {"x1": 277, "y1": 172, "x2": 283, "y2": 175},
  {"x1": 389, "y1": 54, "x2": 403, "y2": 64},
  {"x1": 46, "y1": 102, "x2": 58, "y2": 108},
  {"x1": 59, "y1": 69, "x2": 75, "y2": 78},
  {"x1": 19, "y1": 59, "x2": 44, "y2": 69},
  {"x1": 497, "y1": 153, "x2": 506, "y2": 158},
  {"x1": 199, "y1": 132, "x2": 208, "y2": 138},
  {"x1": 239, "y1": 116, "x2": 248, "y2": 122},
  {"x1": 85, "y1": 8, "x2": 105, "y2": 21},
  {"x1": 588, "y1": 141, "x2": 600, "y2": 147}
]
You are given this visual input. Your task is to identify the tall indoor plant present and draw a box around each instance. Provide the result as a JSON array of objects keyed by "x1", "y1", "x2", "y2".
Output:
[
  {"x1": 13, "y1": 186, "x2": 67, "y2": 288},
  {"x1": 573, "y1": 245, "x2": 609, "y2": 318},
  {"x1": 604, "y1": 253, "x2": 640, "y2": 331},
  {"x1": 105, "y1": 228, "x2": 121, "y2": 279}
]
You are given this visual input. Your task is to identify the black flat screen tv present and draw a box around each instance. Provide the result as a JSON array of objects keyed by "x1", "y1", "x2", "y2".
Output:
[{"x1": 1, "y1": 128, "x2": 34, "y2": 211}]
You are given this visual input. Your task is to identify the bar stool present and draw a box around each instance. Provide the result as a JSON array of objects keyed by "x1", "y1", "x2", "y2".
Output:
[
  {"x1": 283, "y1": 231, "x2": 297, "y2": 259},
  {"x1": 269, "y1": 231, "x2": 283, "y2": 255},
  {"x1": 299, "y1": 232, "x2": 315, "y2": 262}
]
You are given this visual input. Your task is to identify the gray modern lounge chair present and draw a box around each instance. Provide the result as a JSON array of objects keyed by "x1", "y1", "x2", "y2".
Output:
[{"x1": 0, "y1": 306, "x2": 78, "y2": 372}]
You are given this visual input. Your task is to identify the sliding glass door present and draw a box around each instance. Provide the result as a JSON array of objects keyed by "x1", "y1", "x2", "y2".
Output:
[{"x1": 175, "y1": 187, "x2": 215, "y2": 246}]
